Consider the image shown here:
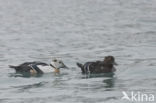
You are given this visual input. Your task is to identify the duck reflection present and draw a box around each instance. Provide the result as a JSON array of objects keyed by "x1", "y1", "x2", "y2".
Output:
[
  {"x1": 81, "y1": 73, "x2": 116, "y2": 90},
  {"x1": 82, "y1": 72, "x2": 115, "y2": 78},
  {"x1": 9, "y1": 72, "x2": 43, "y2": 78},
  {"x1": 12, "y1": 81, "x2": 48, "y2": 92},
  {"x1": 103, "y1": 77, "x2": 115, "y2": 89}
]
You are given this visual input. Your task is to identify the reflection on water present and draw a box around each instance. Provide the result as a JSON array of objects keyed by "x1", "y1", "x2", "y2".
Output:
[
  {"x1": 103, "y1": 77, "x2": 115, "y2": 89},
  {"x1": 12, "y1": 82, "x2": 48, "y2": 92},
  {"x1": 9, "y1": 73, "x2": 43, "y2": 78},
  {"x1": 81, "y1": 72, "x2": 115, "y2": 79}
]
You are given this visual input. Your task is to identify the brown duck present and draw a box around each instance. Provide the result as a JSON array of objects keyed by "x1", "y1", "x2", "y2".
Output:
[{"x1": 77, "y1": 56, "x2": 117, "y2": 74}]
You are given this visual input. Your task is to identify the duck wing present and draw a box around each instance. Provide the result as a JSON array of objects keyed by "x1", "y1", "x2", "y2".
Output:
[{"x1": 9, "y1": 61, "x2": 48, "y2": 73}]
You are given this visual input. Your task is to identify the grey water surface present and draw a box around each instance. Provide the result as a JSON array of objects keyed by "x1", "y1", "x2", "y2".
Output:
[{"x1": 0, "y1": 0, "x2": 156, "y2": 103}]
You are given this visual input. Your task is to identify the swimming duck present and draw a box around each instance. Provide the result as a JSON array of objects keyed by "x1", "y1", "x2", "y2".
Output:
[
  {"x1": 76, "y1": 56, "x2": 117, "y2": 74},
  {"x1": 9, "y1": 58, "x2": 68, "y2": 75}
]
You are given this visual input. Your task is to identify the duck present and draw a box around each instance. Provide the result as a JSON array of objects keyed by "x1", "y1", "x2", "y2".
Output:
[
  {"x1": 76, "y1": 56, "x2": 117, "y2": 74},
  {"x1": 9, "y1": 58, "x2": 68, "y2": 75}
]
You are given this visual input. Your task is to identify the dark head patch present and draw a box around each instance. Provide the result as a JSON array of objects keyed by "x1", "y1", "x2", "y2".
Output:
[{"x1": 104, "y1": 56, "x2": 116, "y2": 65}]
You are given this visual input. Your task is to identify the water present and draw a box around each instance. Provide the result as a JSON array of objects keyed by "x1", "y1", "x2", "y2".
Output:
[{"x1": 0, "y1": 0, "x2": 156, "y2": 103}]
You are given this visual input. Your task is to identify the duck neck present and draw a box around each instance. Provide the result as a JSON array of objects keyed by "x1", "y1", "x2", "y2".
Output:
[
  {"x1": 104, "y1": 62, "x2": 113, "y2": 68},
  {"x1": 54, "y1": 68, "x2": 60, "y2": 73},
  {"x1": 50, "y1": 64, "x2": 60, "y2": 73},
  {"x1": 107, "y1": 64, "x2": 113, "y2": 68}
]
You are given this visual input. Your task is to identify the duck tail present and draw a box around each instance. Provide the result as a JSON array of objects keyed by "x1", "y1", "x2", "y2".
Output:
[
  {"x1": 9, "y1": 65, "x2": 17, "y2": 68},
  {"x1": 76, "y1": 63, "x2": 83, "y2": 68},
  {"x1": 76, "y1": 63, "x2": 85, "y2": 73},
  {"x1": 9, "y1": 65, "x2": 20, "y2": 72}
]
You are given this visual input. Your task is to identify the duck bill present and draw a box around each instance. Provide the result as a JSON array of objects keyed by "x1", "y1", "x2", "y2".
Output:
[
  {"x1": 64, "y1": 65, "x2": 69, "y2": 69},
  {"x1": 62, "y1": 63, "x2": 69, "y2": 69},
  {"x1": 113, "y1": 62, "x2": 118, "y2": 65}
]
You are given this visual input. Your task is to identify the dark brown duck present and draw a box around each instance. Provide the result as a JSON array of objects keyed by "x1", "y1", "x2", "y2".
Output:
[{"x1": 77, "y1": 56, "x2": 117, "y2": 74}]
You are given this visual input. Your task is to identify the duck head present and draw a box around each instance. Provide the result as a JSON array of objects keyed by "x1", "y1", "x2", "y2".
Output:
[
  {"x1": 104, "y1": 56, "x2": 117, "y2": 65},
  {"x1": 50, "y1": 58, "x2": 68, "y2": 69}
]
